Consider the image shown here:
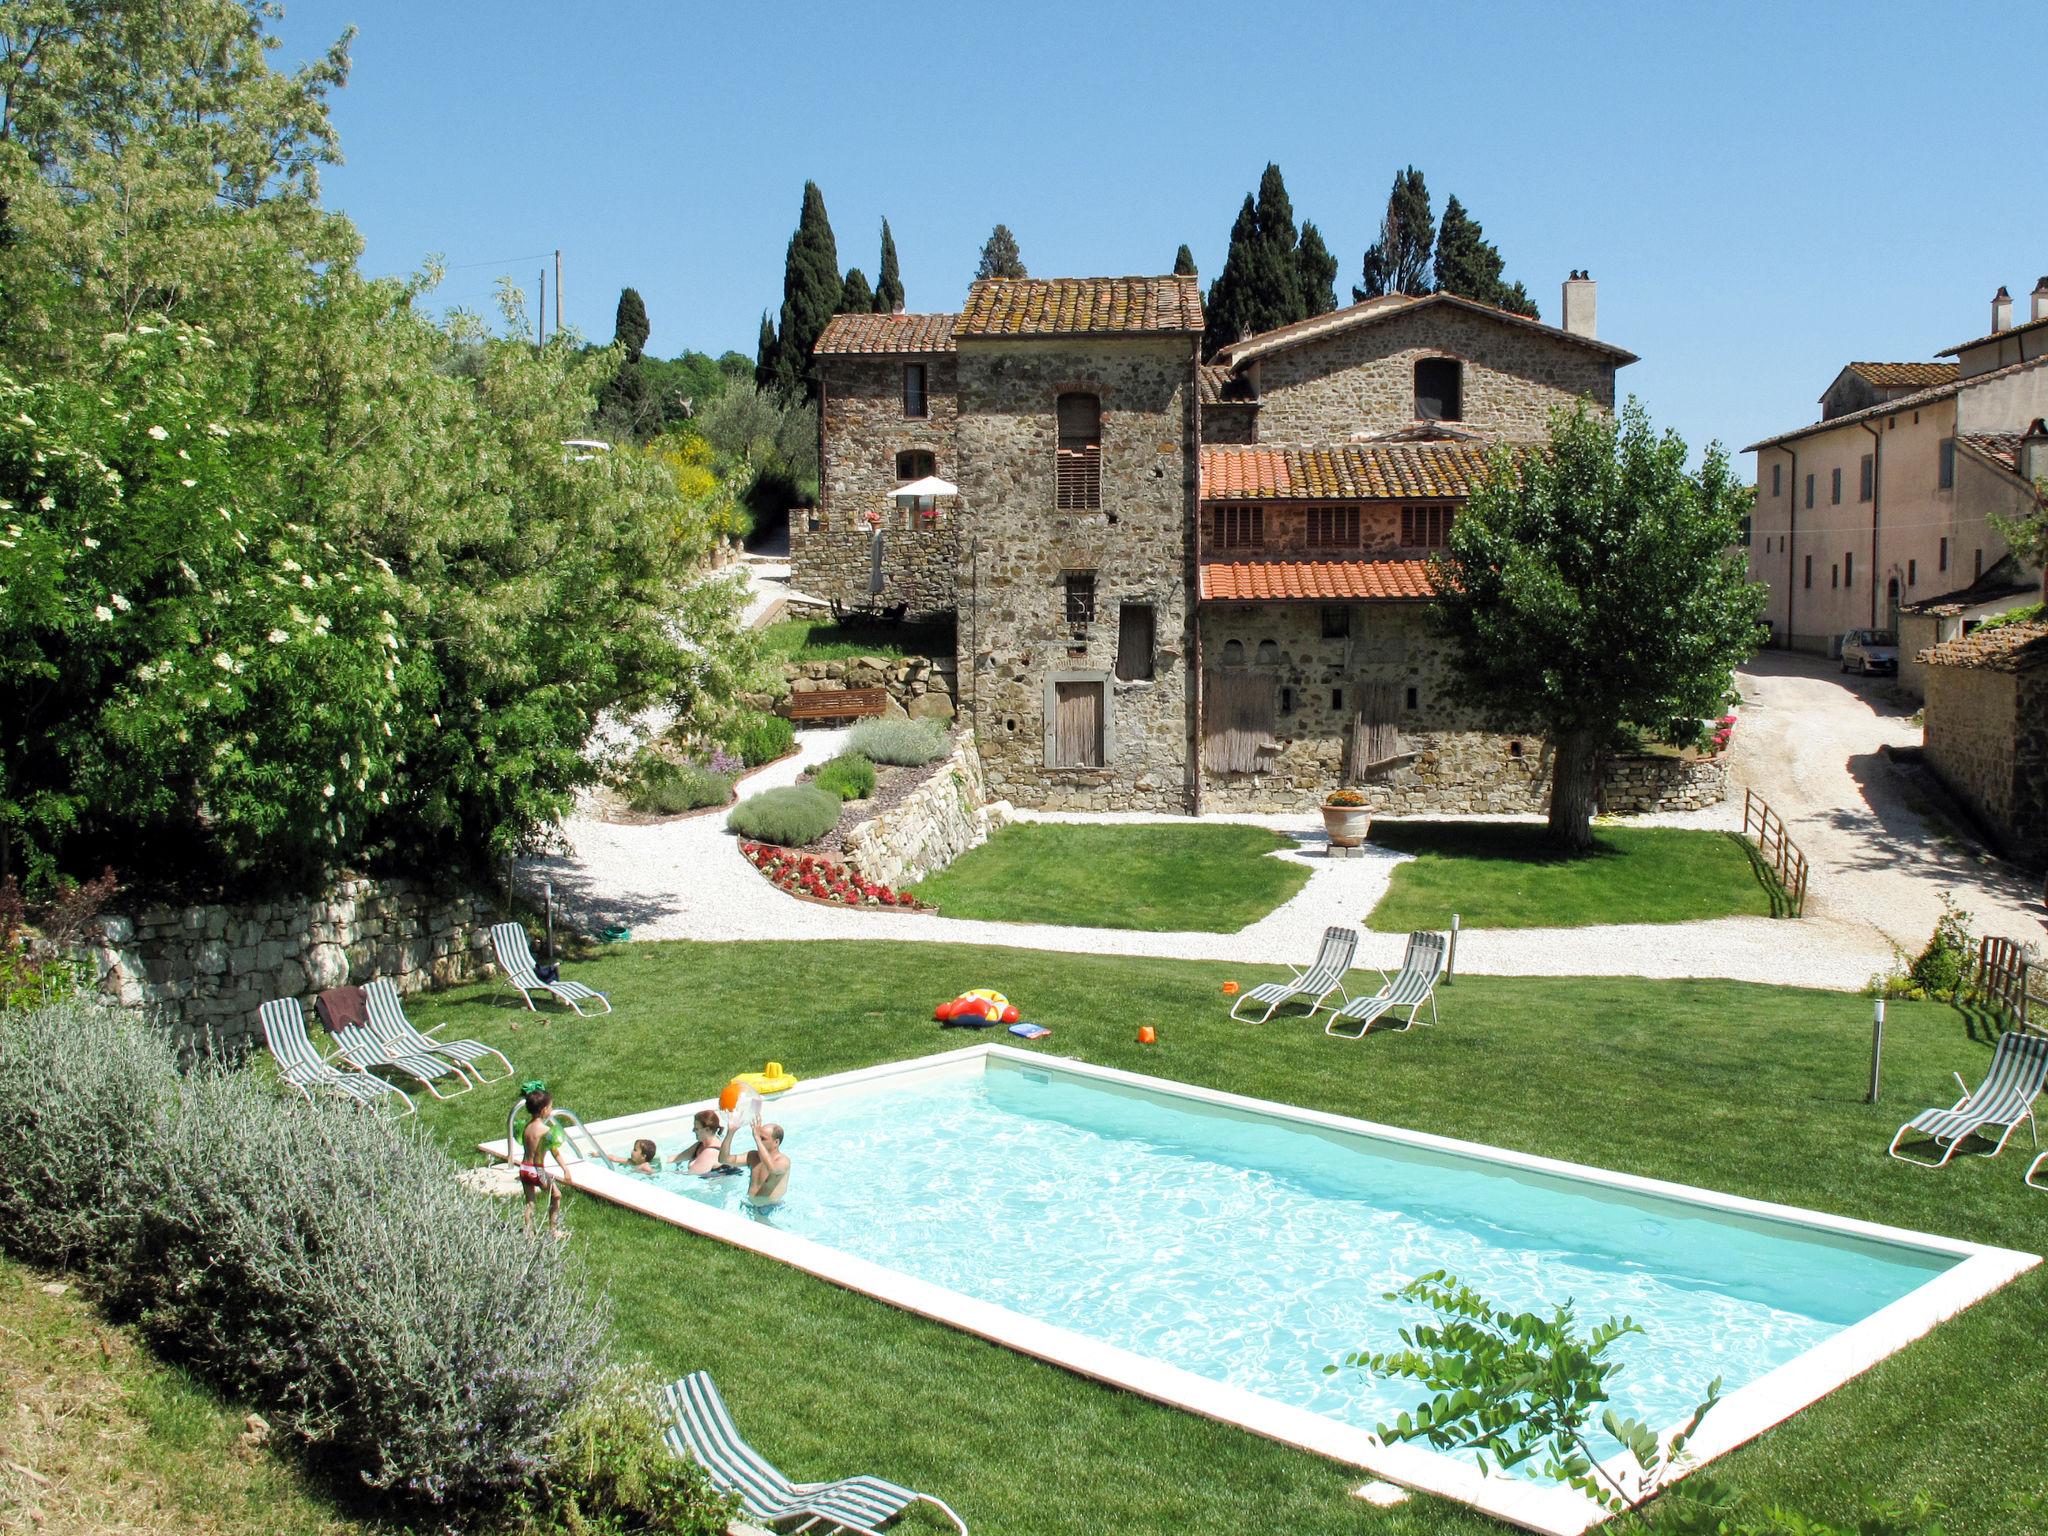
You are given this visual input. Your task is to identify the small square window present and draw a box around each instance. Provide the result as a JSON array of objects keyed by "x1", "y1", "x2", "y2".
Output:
[
  {"x1": 1307, "y1": 506, "x2": 1360, "y2": 548},
  {"x1": 1063, "y1": 571, "x2": 1096, "y2": 625},
  {"x1": 1330, "y1": 688, "x2": 1344, "y2": 711},
  {"x1": 1401, "y1": 505, "x2": 1454, "y2": 549},
  {"x1": 1414, "y1": 358, "x2": 1462, "y2": 422},
  {"x1": 1279, "y1": 686, "x2": 1294, "y2": 714},
  {"x1": 1404, "y1": 686, "x2": 1419, "y2": 710},
  {"x1": 1908, "y1": 559, "x2": 1917, "y2": 585},
  {"x1": 1320, "y1": 605, "x2": 1350, "y2": 639},
  {"x1": 1216, "y1": 506, "x2": 1264, "y2": 549}
]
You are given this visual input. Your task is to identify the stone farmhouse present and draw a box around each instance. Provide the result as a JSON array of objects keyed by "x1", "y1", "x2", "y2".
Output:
[
  {"x1": 1745, "y1": 280, "x2": 2048, "y2": 689},
  {"x1": 792, "y1": 271, "x2": 1700, "y2": 816}
]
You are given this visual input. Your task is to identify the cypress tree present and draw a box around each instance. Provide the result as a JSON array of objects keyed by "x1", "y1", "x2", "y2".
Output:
[
  {"x1": 1433, "y1": 195, "x2": 1538, "y2": 318},
  {"x1": 755, "y1": 311, "x2": 778, "y2": 392},
  {"x1": 1245, "y1": 164, "x2": 1301, "y2": 328},
  {"x1": 773, "y1": 181, "x2": 841, "y2": 398},
  {"x1": 1203, "y1": 194, "x2": 1261, "y2": 356},
  {"x1": 1356, "y1": 166, "x2": 1435, "y2": 301},
  {"x1": 1497, "y1": 279, "x2": 1539, "y2": 320},
  {"x1": 975, "y1": 224, "x2": 1027, "y2": 280},
  {"x1": 874, "y1": 218, "x2": 904, "y2": 313},
  {"x1": 839, "y1": 267, "x2": 874, "y2": 313},
  {"x1": 1295, "y1": 222, "x2": 1338, "y2": 317},
  {"x1": 612, "y1": 286, "x2": 650, "y2": 361},
  {"x1": 1173, "y1": 243, "x2": 1197, "y2": 277}
]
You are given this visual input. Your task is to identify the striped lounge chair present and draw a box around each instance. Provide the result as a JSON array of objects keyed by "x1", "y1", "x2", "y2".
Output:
[
  {"x1": 1888, "y1": 1030, "x2": 2048, "y2": 1168},
  {"x1": 1325, "y1": 929, "x2": 1448, "y2": 1038},
  {"x1": 2028, "y1": 1149, "x2": 2048, "y2": 1191},
  {"x1": 490, "y1": 922, "x2": 611, "y2": 1016},
  {"x1": 659, "y1": 1372, "x2": 967, "y2": 1536},
  {"x1": 364, "y1": 977, "x2": 513, "y2": 1084},
  {"x1": 258, "y1": 999, "x2": 414, "y2": 1116},
  {"x1": 1228, "y1": 925, "x2": 1359, "y2": 1023}
]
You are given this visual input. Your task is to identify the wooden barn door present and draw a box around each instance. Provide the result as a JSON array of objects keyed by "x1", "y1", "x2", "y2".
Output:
[
  {"x1": 1345, "y1": 682, "x2": 1402, "y2": 780},
  {"x1": 1052, "y1": 681, "x2": 1104, "y2": 768},
  {"x1": 1202, "y1": 670, "x2": 1276, "y2": 774}
]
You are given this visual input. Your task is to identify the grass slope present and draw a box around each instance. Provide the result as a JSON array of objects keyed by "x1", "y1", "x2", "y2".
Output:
[
  {"x1": 1366, "y1": 822, "x2": 1779, "y2": 931},
  {"x1": 910, "y1": 822, "x2": 1312, "y2": 931},
  {"x1": 404, "y1": 941, "x2": 2045, "y2": 1536},
  {"x1": 757, "y1": 616, "x2": 955, "y2": 665},
  {"x1": 0, "y1": 1258, "x2": 357, "y2": 1536}
]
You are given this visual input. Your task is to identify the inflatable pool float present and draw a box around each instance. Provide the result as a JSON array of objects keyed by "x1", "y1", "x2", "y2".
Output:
[
  {"x1": 934, "y1": 989, "x2": 1019, "y2": 1026},
  {"x1": 719, "y1": 1062, "x2": 796, "y2": 1109}
]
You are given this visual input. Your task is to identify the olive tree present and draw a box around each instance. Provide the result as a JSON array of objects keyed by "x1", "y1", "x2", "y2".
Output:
[{"x1": 1432, "y1": 401, "x2": 1764, "y2": 851}]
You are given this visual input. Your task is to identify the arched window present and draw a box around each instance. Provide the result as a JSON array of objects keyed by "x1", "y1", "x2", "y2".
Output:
[
  {"x1": 1056, "y1": 393, "x2": 1101, "y2": 509},
  {"x1": 1221, "y1": 639, "x2": 1245, "y2": 666},
  {"x1": 1255, "y1": 639, "x2": 1280, "y2": 665},
  {"x1": 1414, "y1": 358, "x2": 1462, "y2": 422}
]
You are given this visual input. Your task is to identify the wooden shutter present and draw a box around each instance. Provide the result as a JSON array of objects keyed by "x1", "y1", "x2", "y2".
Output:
[
  {"x1": 1116, "y1": 604, "x2": 1155, "y2": 681},
  {"x1": 1345, "y1": 682, "x2": 1403, "y2": 779},
  {"x1": 1056, "y1": 394, "x2": 1101, "y2": 509},
  {"x1": 1201, "y1": 670, "x2": 1277, "y2": 774},
  {"x1": 1053, "y1": 681, "x2": 1104, "y2": 768}
]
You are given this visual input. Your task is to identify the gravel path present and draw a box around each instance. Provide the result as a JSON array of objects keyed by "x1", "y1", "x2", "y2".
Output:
[{"x1": 522, "y1": 648, "x2": 2041, "y2": 991}]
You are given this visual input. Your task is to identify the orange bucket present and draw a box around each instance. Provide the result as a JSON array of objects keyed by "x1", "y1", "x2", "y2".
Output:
[{"x1": 1137, "y1": 1026, "x2": 1158, "y2": 1045}]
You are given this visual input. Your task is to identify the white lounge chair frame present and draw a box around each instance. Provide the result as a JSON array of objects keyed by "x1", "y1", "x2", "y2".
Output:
[
  {"x1": 1228, "y1": 925, "x2": 1358, "y2": 1023},
  {"x1": 490, "y1": 922, "x2": 612, "y2": 1016},
  {"x1": 2028, "y1": 1150, "x2": 2048, "y2": 1190},
  {"x1": 364, "y1": 977, "x2": 514, "y2": 1084},
  {"x1": 258, "y1": 999, "x2": 414, "y2": 1116},
  {"x1": 659, "y1": 1371, "x2": 966, "y2": 1536},
  {"x1": 1325, "y1": 930, "x2": 1448, "y2": 1038},
  {"x1": 327, "y1": 1015, "x2": 474, "y2": 1100},
  {"x1": 1887, "y1": 1030, "x2": 2048, "y2": 1168}
]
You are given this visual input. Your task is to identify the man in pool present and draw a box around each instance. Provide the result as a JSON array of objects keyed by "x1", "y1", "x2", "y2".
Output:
[{"x1": 717, "y1": 1111, "x2": 790, "y2": 1206}]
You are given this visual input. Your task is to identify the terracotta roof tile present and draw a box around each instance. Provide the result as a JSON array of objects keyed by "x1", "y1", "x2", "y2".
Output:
[
  {"x1": 1213, "y1": 290, "x2": 1638, "y2": 368},
  {"x1": 1920, "y1": 620, "x2": 2048, "y2": 671},
  {"x1": 1200, "y1": 559, "x2": 1440, "y2": 602},
  {"x1": 1960, "y1": 432, "x2": 2022, "y2": 473},
  {"x1": 1846, "y1": 361, "x2": 1958, "y2": 389},
  {"x1": 813, "y1": 312, "x2": 958, "y2": 355},
  {"x1": 955, "y1": 277, "x2": 1203, "y2": 339},
  {"x1": 1197, "y1": 364, "x2": 1256, "y2": 407},
  {"x1": 1200, "y1": 443, "x2": 1493, "y2": 501},
  {"x1": 1940, "y1": 310, "x2": 2048, "y2": 357}
]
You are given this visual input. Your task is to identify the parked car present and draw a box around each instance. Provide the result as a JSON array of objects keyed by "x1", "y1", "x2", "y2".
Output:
[{"x1": 1840, "y1": 629, "x2": 1899, "y2": 675}]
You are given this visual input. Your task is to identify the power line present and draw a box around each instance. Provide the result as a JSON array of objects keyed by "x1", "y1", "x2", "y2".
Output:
[{"x1": 440, "y1": 252, "x2": 551, "y2": 272}]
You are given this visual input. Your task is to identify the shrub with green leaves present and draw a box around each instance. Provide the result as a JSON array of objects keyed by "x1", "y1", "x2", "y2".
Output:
[
  {"x1": 625, "y1": 755, "x2": 734, "y2": 815},
  {"x1": 848, "y1": 716, "x2": 950, "y2": 767},
  {"x1": 0, "y1": 999, "x2": 731, "y2": 1528},
  {"x1": 812, "y1": 751, "x2": 876, "y2": 802},
  {"x1": 727, "y1": 784, "x2": 841, "y2": 847},
  {"x1": 720, "y1": 711, "x2": 796, "y2": 768}
]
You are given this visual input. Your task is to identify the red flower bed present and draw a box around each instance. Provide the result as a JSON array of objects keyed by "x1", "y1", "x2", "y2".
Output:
[{"x1": 738, "y1": 841, "x2": 924, "y2": 909}]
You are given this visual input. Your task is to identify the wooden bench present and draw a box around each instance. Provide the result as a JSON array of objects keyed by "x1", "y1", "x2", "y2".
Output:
[{"x1": 783, "y1": 687, "x2": 889, "y2": 723}]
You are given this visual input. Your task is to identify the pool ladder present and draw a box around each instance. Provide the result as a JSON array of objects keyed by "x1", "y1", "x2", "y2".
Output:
[{"x1": 504, "y1": 1102, "x2": 605, "y2": 1166}]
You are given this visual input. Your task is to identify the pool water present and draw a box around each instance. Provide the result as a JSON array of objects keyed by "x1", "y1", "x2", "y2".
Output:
[{"x1": 637, "y1": 1058, "x2": 1953, "y2": 1477}]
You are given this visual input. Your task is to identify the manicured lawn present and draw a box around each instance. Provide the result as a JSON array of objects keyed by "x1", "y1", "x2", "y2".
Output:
[
  {"x1": 0, "y1": 1257, "x2": 358, "y2": 1536},
  {"x1": 1365, "y1": 820, "x2": 1780, "y2": 931},
  {"x1": 406, "y1": 941, "x2": 2046, "y2": 1536},
  {"x1": 909, "y1": 822, "x2": 1312, "y2": 931},
  {"x1": 757, "y1": 616, "x2": 955, "y2": 664}
]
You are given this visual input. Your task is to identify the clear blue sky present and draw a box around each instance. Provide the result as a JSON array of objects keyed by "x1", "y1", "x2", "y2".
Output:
[{"x1": 276, "y1": 1, "x2": 2038, "y2": 472}]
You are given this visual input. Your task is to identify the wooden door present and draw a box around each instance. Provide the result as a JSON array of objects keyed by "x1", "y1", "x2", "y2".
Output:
[
  {"x1": 1053, "y1": 681, "x2": 1104, "y2": 768},
  {"x1": 1201, "y1": 669, "x2": 1276, "y2": 774},
  {"x1": 1345, "y1": 682, "x2": 1402, "y2": 779}
]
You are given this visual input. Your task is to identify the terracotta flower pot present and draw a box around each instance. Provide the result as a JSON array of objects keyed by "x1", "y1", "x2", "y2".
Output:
[{"x1": 1321, "y1": 802, "x2": 1372, "y2": 848}]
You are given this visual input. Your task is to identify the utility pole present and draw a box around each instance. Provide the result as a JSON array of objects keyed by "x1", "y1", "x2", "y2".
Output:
[{"x1": 554, "y1": 248, "x2": 562, "y2": 335}]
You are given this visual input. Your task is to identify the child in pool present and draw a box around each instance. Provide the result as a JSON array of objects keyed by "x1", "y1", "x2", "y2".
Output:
[{"x1": 608, "y1": 1138, "x2": 661, "y2": 1176}]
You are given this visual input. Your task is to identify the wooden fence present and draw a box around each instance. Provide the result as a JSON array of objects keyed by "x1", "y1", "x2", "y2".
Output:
[
  {"x1": 1740, "y1": 788, "x2": 1809, "y2": 916},
  {"x1": 1974, "y1": 934, "x2": 2048, "y2": 1034}
]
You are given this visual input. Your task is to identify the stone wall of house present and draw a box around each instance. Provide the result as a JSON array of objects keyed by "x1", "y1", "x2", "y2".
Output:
[
  {"x1": 1922, "y1": 661, "x2": 2048, "y2": 863},
  {"x1": 1200, "y1": 403, "x2": 1258, "y2": 444},
  {"x1": 82, "y1": 875, "x2": 499, "y2": 1049},
  {"x1": 954, "y1": 335, "x2": 1200, "y2": 812},
  {"x1": 1249, "y1": 304, "x2": 1617, "y2": 446},
  {"x1": 787, "y1": 511, "x2": 958, "y2": 621},
  {"x1": 795, "y1": 352, "x2": 961, "y2": 618},
  {"x1": 1193, "y1": 604, "x2": 1726, "y2": 814},
  {"x1": 841, "y1": 733, "x2": 1009, "y2": 889},
  {"x1": 782, "y1": 654, "x2": 958, "y2": 722}
]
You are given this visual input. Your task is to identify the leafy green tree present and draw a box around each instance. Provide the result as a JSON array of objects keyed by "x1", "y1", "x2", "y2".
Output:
[
  {"x1": 1432, "y1": 403, "x2": 1765, "y2": 850},
  {"x1": 974, "y1": 223, "x2": 1026, "y2": 280},
  {"x1": 1432, "y1": 195, "x2": 1537, "y2": 318},
  {"x1": 1295, "y1": 221, "x2": 1337, "y2": 317},
  {"x1": 873, "y1": 218, "x2": 903, "y2": 313},
  {"x1": 771, "y1": 181, "x2": 839, "y2": 398},
  {"x1": 838, "y1": 266, "x2": 873, "y2": 313},
  {"x1": 1172, "y1": 243, "x2": 1196, "y2": 277},
  {"x1": 1357, "y1": 165, "x2": 1434, "y2": 301},
  {"x1": 612, "y1": 286, "x2": 650, "y2": 360}
]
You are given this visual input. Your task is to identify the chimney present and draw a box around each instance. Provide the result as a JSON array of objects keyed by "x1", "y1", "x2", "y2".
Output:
[
  {"x1": 1561, "y1": 270, "x2": 1597, "y2": 339},
  {"x1": 2033, "y1": 277, "x2": 2048, "y2": 324},
  {"x1": 1992, "y1": 285, "x2": 2013, "y2": 333},
  {"x1": 2022, "y1": 418, "x2": 2048, "y2": 487}
]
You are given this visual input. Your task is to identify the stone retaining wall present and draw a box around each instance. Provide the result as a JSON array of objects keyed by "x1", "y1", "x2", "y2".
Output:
[
  {"x1": 83, "y1": 874, "x2": 499, "y2": 1049},
  {"x1": 781, "y1": 654, "x2": 958, "y2": 722},
  {"x1": 842, "y1": 734, "x2": 1009, "y2": 888},
  {"x1": 1598, "y1": 752, "x2": 1730, "y2": 814}
]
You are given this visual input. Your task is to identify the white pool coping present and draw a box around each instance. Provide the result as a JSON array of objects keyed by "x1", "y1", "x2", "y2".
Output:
[{"x1": 483, "y1": 1044, "x2": 2038, "y2": 1535}]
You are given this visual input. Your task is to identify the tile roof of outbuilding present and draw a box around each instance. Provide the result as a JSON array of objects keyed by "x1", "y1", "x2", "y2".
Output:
[
  {"x1": 1200, "y1": 443, "x2": 1493, "y2": 501},
  {"x1": 1200, "y1": 559, "x2": 1441, "y2": 602},
  {"x1": 1919, "y1": 620, "x2": 2048, "y2": 671},
  {"x1": 1746, "y1": 373, "x2": 1968, "y2": 452},
  {"x1": 1211, "y1": 290, "x2": 1638, "y2": 368},
  {"x1": 813, "y1": 312, "x2": 958, "y2": 355},
  {"x1": 1197, "y1": 364, "x2": 1256, "y2": 406},
  {"x1": 1842, "y1": 361, "x2": 1958, "y2": 390},
  {"x1": 1940, "y1": 310, "x2": 2048, "y2": 357},
  {"x1": 954, "y1": 276, "x2": 1204, "y2": 339},
  {"x1": 1960, "y1": 432, "x2": 2023, "y2": 474}
]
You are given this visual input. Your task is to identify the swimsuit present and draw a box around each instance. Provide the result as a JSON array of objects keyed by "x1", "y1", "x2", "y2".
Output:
[{"x1": 517, "y1": 1161, "x2": 556, "y2": 1191}]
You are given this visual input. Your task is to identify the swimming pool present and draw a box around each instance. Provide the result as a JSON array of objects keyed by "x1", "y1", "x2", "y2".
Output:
[{"x1": 500, "y1": 1046, "x2": 2036, "y2": 1535}]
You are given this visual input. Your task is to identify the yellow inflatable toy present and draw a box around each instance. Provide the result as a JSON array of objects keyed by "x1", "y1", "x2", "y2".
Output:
[
  {"x1": 735, "y1": 1062, "x2": 798, "y2": 1096},
  {"x1": 934, "y1": 988, "x2": 1019, "y2": 1026}
]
